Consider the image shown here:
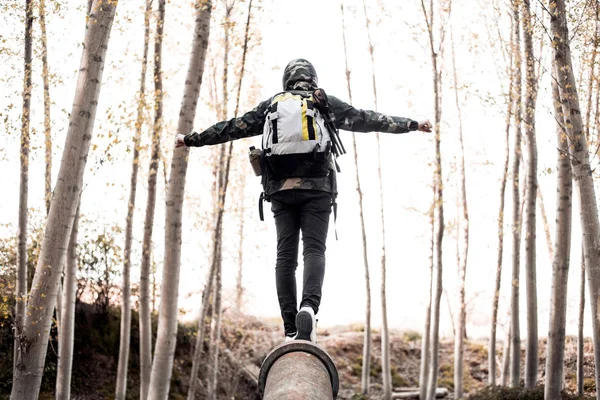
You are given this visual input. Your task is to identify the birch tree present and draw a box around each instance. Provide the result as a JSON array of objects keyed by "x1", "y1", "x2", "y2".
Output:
[
  {"x1": 14, "y1": 0, "x2": 33, "y2": 372},
  {"x1": 521, "y1": 0, "x2": 539, "y2": 388},
  {"x1": 139, "y1": 1, "x2": 166, "y2": 397},
  {"x1": 489, "y1": 30, "x2": 514, "y2": 387},
  {"x1": 358, "y1": 1, "x2": 377, "y2": 393},
  {"x1": 10, "y1": 1, "x2": 119, "y2": 397},
  {"x1": 39, "y1": 0, "x2": 52, "y2": 214},
  {"x1": 577, "y1": 255, "x2": 585, "y2": 396},
  {"x1": 550, "y1": 0, "x2": 600, "y2": 394},
  {"x1": 509, "y1": 0, "x2": 523, "y2": 386},
  {"x1": 420, "y1": 1, "x2": 450, "y2": 398},
  {"x1": 55, "y1": 209, "x2": 79, "y2": 400},
  {"x1": 115, "y1": 1, "x2": 152, "y2": 398},
  {"x1": 544, "y1": 63, "x2": 573, "y2": 400},
  {"x1": 450, "y1": 25, "x2": 469, "y2": 399},
  {"x1": 147, "y1": 1, "x2": 212, "y2": 397}
]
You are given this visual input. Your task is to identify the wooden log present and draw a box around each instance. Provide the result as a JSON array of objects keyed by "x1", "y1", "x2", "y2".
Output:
[{"x1": 392, "y1": 387, "x2": 449, "y2": 399}]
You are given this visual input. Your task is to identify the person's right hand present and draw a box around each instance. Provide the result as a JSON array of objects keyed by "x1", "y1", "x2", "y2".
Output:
[
  {"x1": 174, "y1": 133, "x2": 186, "y2": 148},
  {"x1": 418, "y1": 120, "x2": 432, "y2": 132}
]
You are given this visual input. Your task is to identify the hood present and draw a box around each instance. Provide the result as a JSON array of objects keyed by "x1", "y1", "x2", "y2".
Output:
[{"x1": 282, "y1": 59, "x2": 318, "y2": 91}]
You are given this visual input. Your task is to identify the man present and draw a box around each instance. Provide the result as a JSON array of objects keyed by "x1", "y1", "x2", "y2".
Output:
[{"x1": 175, "y1": 58, "x2": 431, "y2": 343}]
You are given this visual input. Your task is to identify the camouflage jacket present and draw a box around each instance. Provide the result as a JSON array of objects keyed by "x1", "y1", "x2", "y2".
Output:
[{"x1": 184, "y1": 92, "x2": 418, "y2": 197}]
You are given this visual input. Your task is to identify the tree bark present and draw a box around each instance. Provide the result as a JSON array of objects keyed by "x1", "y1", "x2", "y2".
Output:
[
  {"x1": 450, "y1": 28, "x2": 469, "y2": 399},
  {"x1": 550, "y1": 0, "x2": 600, "y2": 395},
  {"x1": 577, "y1": 250, "x2": 585, "y2": 396},
  {"x1": 537, "y1": 188, "x2": 553, "y2": 261},
  {"x1": 489, "y1": 39, "x2": 514, "y2": 387},
  {"x1": 207, "y1": 246, "x2": 223, "y2": 400},
  {"x1": 139, "y1": 1, "x2": 166, "y2": 397},
  {"x1": 233, "y1": 0, "x2": 253, "y2": 313},
  {"x1": 147, "y1": 1, "x2": 212, "y2": 397},
  {"x1": 360, "y1": 2, "x2": 391, "y2": 398},
  {"x1": 509, "y1": 0, "x2": 522, "y2": 387},
  {"x1": 544, "y1": 62, "x2": 573, "y2": 400},
  {"x1": 521, "y1": 0, "x2": 539, "y2": 388},
  {"x1": 421, "y1": 1, "x2": 447, "y2": 398},
  {"x1": 10, "y1": 2, "x2": 118, "y2": 397},
  {"x1": 55, "y1": 209, "x2": 79, "y2": 400},
  {"x1": 359, "y1": 2, "x2": 378, "y2": 394},
  {"x1": 14, "y1": 0, "x2": 33, "y2": 373},
  {"x1": 500, "y1": 325, "x2": 511, "y2": 386},
  {"x1": 115, "y1": 1, "x2": 151, "y2": 399},
  {"x1": 39, "y1": 0, "x2": 52, "y2": 215}
]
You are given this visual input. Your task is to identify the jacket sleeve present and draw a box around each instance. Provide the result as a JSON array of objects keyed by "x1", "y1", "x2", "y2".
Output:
[
  {"x1": 328, "y1": 95, "x2": 417, "y2": 134},
  {"x1": 184, "y1": 98, "x2": 271, "y2": 146}
]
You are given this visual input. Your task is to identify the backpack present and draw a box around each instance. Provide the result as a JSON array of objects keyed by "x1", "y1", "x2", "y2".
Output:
[
  {"x1": 257, "y1": 88, "x2": 346, "y2": 223},
  {"x1": 261, "y1": 90, "x2": 333, "y2": 179}
]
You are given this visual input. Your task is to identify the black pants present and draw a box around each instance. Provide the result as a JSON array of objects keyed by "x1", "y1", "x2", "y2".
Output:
[{"x1": 270, "y1": 189, "x2": 332, "y2": 336}]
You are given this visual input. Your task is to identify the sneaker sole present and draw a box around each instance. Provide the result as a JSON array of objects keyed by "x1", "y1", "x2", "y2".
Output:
[{"x1": 296, "y1": 310, "x2": 313, "y2": 341}]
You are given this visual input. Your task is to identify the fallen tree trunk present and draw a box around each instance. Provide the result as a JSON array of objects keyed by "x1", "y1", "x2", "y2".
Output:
[{"x1": 392, "y1": 387, "x2": 449, "y2": 399}]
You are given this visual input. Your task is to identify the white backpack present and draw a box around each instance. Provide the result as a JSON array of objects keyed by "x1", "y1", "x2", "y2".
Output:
[{"x1": 262, "y1": 91, "x2": 333, "y2": 178}]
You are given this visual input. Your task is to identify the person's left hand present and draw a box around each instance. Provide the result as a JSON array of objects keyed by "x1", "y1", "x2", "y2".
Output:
[
  {"x1": 174, "y1": 133, "x2": 186, "y2": 148},
  {"x1": 418, "y1": 120, "x2": 432, "y2": 132}
]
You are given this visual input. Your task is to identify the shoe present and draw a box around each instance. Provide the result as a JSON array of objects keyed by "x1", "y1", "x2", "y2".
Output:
[
  {"x1": 296, "y1": 306, "x2": 317, "y2": 343},
  {"x1": 284, "y1": 333, "x2": 297, "y2": 343}
]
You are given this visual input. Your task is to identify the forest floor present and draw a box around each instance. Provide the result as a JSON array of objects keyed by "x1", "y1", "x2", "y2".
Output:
[
  {"x1": 0, "y1": 305, "x2": 597, "y2": 399},
  {"x1": 226, "y1": 312, "x2": 597, "y2": 399}
]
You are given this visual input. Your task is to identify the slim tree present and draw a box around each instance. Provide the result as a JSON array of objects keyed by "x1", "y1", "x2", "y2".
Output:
[
  {"x1": 39, "y1": 0, "x2": 52, "y2": 214},
  {"x1": 359, "y1": 1, "x2": 377, "y2": 393},
  {"x1": 450, "y1": 27, "x2": 469, "y2": 399},
  {"x1": 489, "y1": 32, "x2": 514, "y2": 387},
  {"x1": 509, "y1": 0, "x2": 523, "y2": 386},
  {"x1": 140, "y1": 0, "x2": 166, "y2": 397},
  {"x1": 55, "y1": 209, "x2": 79, "y2": 400},
  {"x1": 550, "y1": 0, "x2": 600, "y2": 394},
  {"x1": 14, "y1": 0, "x2": 33, "y2": 372},
  {"x1": 147, "y1": 1, "x2": 212, "y2": 397},
  {"x1": 577, "y1": 254, "x2": 585, "y2": 396},
  {"x1": 521, "y1": 0, "x2": 539, "y2": 388},
  {"x1": 11, "y1": 1, "x2": 119, "y2": 397},
  {"x1": 544, "y1": 63, "x2": 573, "y2": 399},
  {"x1": 420, "y1": 0, "x2": 450, "y2": 398},
  {"x1": 115, "y1": 1, "x2": 152, "y2": 398}
]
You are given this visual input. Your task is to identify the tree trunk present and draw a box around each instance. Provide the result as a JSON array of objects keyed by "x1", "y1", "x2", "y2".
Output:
[
  {"x1": 544, "y1": 62, "x2": 573, "y2": 400},
  {"x1": 139, "y1": 1, "x2": 166, "y2": 397},
  {"x1": 537, "y1": 188, "x2": 553, "y2": 261},
  {"x1": 360, "y1": 2, "x2": 391, "y2": 397},
  {"x1": 420, "y1": 215, "x2": 434, "y2": 398},
  {"x1": 55, "y1": 209, "x2": 79, "y2": 400},
  {"x1": 14, "y1": 0, "x2": 33, "y2": 373},
  {"x1": 207, "y1": 247, "x2": 223, "y2": 400},
  {"x1": 358, "y1": 2, "x2": 379, "y2": 394},
  {"x1": 115, "y1": 1, "x2": 151, "y2": 398},
  {"x1": 489, "y1": 41, "x2": 514, "y2": 386},
  {"x1": 421, "y1": 0, "x2": 447, "y2": 398},
  {"x1": 509, "y1": 0, "x2": 522, "y2": 387},
  {"x1": 550, "y1": 0, "x2": 600, "y2": 395},
  {"x1": 577, "y1": 251, "x2": 585, "y2": 396},
  {"x1": 500, "y1": 325, "x2": 511, "y2": 386},
  {"x1": 147, "y1": 1, "x2": 212, "y2": 397},
  {"x1": 39, "y1": 0, "x2": 52, "y2": 215},
  {"x1": 10, "y1": 2, "x2": 118, "y2": 397},
  {"x1": 450, "y1": 28, "x2": 469, "y2": 399},
  {"x1": 521, "y1": 0, "x2": 539, "y2": 388}
]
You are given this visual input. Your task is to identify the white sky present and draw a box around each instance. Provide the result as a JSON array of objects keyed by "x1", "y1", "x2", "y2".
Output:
[{"x1": 0, "y1": 0, "x2": 595, "y2": 340}]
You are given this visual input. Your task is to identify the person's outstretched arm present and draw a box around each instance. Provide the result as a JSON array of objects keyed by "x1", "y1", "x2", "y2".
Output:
[
  {"x1": 328, "y1": 95, "x2": 431, "y2": 133},
  {"x1": 175, "y1": 99, "x2": 271, "y2": 148}
]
